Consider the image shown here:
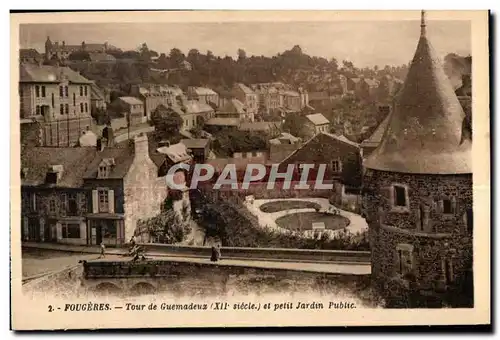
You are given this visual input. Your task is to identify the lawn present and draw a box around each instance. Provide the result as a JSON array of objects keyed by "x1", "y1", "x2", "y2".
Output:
[
  {"x1": 275, "y1": 212, "x2": 350, "y2": 232},
  {"x1": 259, "y1": 200, "x2": 322, "y2": 213}
]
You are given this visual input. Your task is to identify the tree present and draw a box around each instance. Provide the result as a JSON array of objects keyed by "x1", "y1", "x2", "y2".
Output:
[
  {"x1": 140, "y1": 206, "x2": 190, "y2": 244},
  {"x1": 237, "y1": 48, "x2": 247, "y2": 61},
  {"x1": 150, "y1": 104, "x2": 183, "y2": 141},
  {"x1": 169, "y1": 48, "x2": 185, "y2": 68}
]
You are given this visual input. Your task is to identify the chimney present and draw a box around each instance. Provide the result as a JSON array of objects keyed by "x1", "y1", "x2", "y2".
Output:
[
  {"x1": 133, "y1": 132, "x2": 149, "y2": 157},
  {"x1": 96, "y1": 138, "x2": 106, "y2": 152}
]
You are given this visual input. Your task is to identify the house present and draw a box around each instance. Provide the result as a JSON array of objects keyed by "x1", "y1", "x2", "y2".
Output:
[
  {"x1": 232, "y1": 83, "x2": 258, "y2": 121},
  {"x1": 130, "y1": 84, "x2": 183, "y2": 120},
  {"x1": 156, "y1": 141, "x2": 193, "y2": 205},
  {"x1": 21, "y1": 133, "x2": 168, "y2": 246},
  {"x1": 269, "y1": 132, "x2": 303, "y2": 163},
  {"x1": 19, "y1": 63, "x2": 93, "y2": 147},
  {"x1": 44, "y1": 36, "x2": 120, "y2": 61},
  {"x1": 187, "y1": 87, "x2": 219, "y2": 106},
  {"x1": 90, "y1": 83, "x2": 107, "y2": 112},
  {"x1": 109, "y1": 96, "x2": 145, "y2": 126},
  {"x1": 362, "y1": 12, "x2": 473, "y2": 307},
  {"x1": 180, "y1": 138, "x2": 210, "y2": 163},
  {"x1": 278, "y1": 132, "x2": 360, "y2": 184},
  {"x1": 19, "y1": 49, "x2": 42, "y2": 64},
  {"x1": 304, "y1": 113, "x2": 330, "y2": 137},
  {"x1": 182, "y1": 100, "x2": 215, "y2": 130},
  {"x1": 217, "y1": 98, "x2": 250, "y2": 121}
]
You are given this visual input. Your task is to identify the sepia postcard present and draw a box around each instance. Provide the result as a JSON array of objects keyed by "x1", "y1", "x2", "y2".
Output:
[{"x1": 10, "y1": 10, "x2": 490, "y2": 330}]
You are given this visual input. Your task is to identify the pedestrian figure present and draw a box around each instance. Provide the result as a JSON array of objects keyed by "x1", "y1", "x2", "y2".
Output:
[
  {"x1": 129, "y1": 236, "x2": 136, "y2": 247},
  {"x1": 99, "y1": 242, "x2": 106, "y2": 259},
  {"x1": 210, "y1": 245, "x2": 220, "y2": 262}
]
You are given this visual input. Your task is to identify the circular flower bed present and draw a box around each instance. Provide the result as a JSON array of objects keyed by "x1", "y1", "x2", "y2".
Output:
[
  {"x1": 275, "y1": 211, "x2": 350, "y2": 232},
  {"x1": 259, "y1": 200, "x2": 322, "y2": 213}
]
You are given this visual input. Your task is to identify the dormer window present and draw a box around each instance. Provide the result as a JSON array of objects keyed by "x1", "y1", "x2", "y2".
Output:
[
  {"x1": 97, "y1": 158, "x2": 115, "y2": 179},
  {"x1": 98, "y1": 165, "x2": 109, "y2": 178}
]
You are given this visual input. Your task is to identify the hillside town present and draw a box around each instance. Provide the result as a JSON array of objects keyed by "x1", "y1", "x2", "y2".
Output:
[{"x1": 19, "y1": 12, "x2": 474, "y2": 308}]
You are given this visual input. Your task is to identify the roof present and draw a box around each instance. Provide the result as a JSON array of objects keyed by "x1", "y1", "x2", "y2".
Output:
[
  {"x1": 180, "y1": 138, "x2": 210, "y2": 149},
  {"x1": 83, "y1": 147, "x2": 134, "y2": 179},
  {"x1": 239, "y1": 121, "x2": 280, "y2": 132},
  {"x1": 21, "y1": 147, "x2": 98, "y2": 188},
  {"x1": 205, "y1": 117, "x2": 240, "y2": 126},
  {"x1": 90, "y1": 83, "x2": 106, "y2": 101},
  {"x1": 364, "y1": 78, "x2": 379, "y2": 87},
  {"x1": 306, "y1": 113, "x2": 330, "y2": 126},
  {"x1": 279, "y1": 132, "x2": 359, "y2": 165},
  {"x1": 184, "y1": 100, "x2": 214, "y2": 114},
  {"x1": 118, "y1": 96, "x2": 143, "y2": 106},
  {"x1": 20, "y1": 64, "x2": 92, "y2": 84},
  {"x1": 269, "y1": 132, "x2": 300, "y2": 145},
  {"x1": 156, "y1": 143, "x2": 192, "y2": 163},
  {"x1": 20, "y1": 48, "x2": 41, "y2": 59},
  {"x1": 89, "y1": 52, "x2": 116, "y2": 62},
  {"x1": 191, "y1": 87, "x2": 217, "y2": 96},
  {"x1": 234, "y1": 83, "x2": 255, "y2": 95},
  {"x1": 364, "y1": 12, "x2": 471, "y2": 174},
  {"x1": 220, "y1": 98, "x2": 246, "y2": 114},
  {"x1": 360, "y1": 113, "x2": 391, "y2": 148}
]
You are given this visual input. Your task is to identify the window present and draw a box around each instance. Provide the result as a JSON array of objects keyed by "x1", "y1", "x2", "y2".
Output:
[
  {"x1": 396, "y1": 244, "x2": 414, "y2": 277},
  {"x1": 61, "y1": 193, "x2": 68, "y2": 213},
  {"x1": 393, "y1": 185, "x2": 407, "y2": 207},
  {"x1": 102, "y1": 221, "x2": 117, "y2": 239},
  {"x1": 41, "y1": 86, "x2": 46, "y2": 97},
  {"x1": 36, "y1": 105, "x2": 41, "y2": 115},
  {"x1": 442, "y1": 258, "x2": 454, "y2": 284},
  {"x1": 84, "y1": 86, "x2": 88, "y2": 96},
  {"x1": 79, "y1": 86, "x2": 83, "y2": 96},
  {"x1": 65, "y1": 104, "x2": 69, "y2": 115},
  {"x1": 29, "y1": 193, "x2": 36, "y2": 211},
  {"x1": 331, "y1": 159, "x2": 342, "y2": 173},
  {"x1": 85, "y1": 103, "x2": 88, "y2": 113},
  {"x1": 51, "y1": 93, "x2": 55, "y2": 108},
  {"x1": 68, "y1": 193, "x2": 78, "y2": 215},
  {"x1": 62, "y1": 223, "x2": 80, "y2": 239},
  {"x1": 59, "y1": 86, "x2": 64, "y2": 97},
  {"x1": 60, "y1": 104, "x2": 64, "y2": 115},
  {"x1": 98, "y1": 189, "x2": 109, "y2": 213},
  {"x1": 64, "y1": 86, "x2": 68, "y2": 97},
  {"x1": 79, "y1": 193, "x2": 87, "y2": 213},
  {"x1": 98, "y1": 165, "x2": 109, "y2": 179},
  {"x1": 48, "y1": 199, "x2": 56, "y2": 214},
  {"x1": 73, "y1": 93, "x2": 76, "y2": 106},
  {"x1": 80, "y1": 103, "x2": 84, "y2": 113},
  {"x1": 35, "y1": 85, "x2": 40, "y2": 97}
]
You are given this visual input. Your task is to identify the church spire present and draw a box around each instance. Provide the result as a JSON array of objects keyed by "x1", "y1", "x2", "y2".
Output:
[{"x1": 420, "y1": 10, "x2": 426, "y2": 37}]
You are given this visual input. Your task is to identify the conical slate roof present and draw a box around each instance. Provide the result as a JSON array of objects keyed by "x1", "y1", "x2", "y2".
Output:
[{"x1": 364, "y1": 11, "x2": 472, "y2": 174}]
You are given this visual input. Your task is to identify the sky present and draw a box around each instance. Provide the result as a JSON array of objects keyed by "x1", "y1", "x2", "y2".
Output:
[{"x1": 19, "y1": 20, "x2": 471, "y2": 68}]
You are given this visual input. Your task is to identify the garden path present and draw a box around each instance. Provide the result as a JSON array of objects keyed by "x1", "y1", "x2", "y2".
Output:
[{"x1": 244, "y1": 198, "x2": 368, "y2": 236}]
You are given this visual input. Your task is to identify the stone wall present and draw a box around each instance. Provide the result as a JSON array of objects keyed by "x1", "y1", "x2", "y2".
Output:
[{"x1": 362, "y1": 169, "x2": 473, "y2": 307}]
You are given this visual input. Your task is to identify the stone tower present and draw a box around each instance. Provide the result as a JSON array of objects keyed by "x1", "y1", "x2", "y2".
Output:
[{"x1": 362, "y1": 11, "x2": 473, "y2": 308}]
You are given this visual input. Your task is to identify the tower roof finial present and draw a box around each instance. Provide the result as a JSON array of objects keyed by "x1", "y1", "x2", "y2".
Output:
[{"x1": 420, "y1": 10, "x2": 427, "y2": 37}]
